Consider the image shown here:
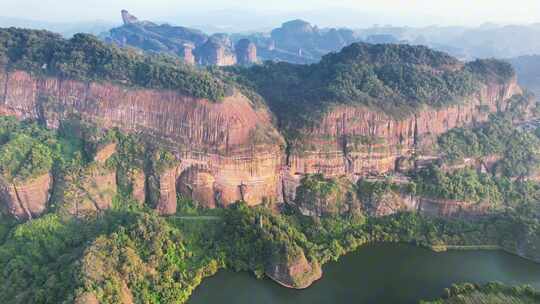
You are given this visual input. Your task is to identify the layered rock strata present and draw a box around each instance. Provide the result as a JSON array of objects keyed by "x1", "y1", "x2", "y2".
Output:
[
  {"x1": 0, "y1": 68, "x2": 522, "y2": 213},
  {"x1": 0, "y1": 69, "x2": 284, "y2": 210},
  {"x1": 282, "y1": 78, "x2": 522, "y2": 200},
  {"x1": 0, "y1": 173, "x2": 52, "y2": 220}
]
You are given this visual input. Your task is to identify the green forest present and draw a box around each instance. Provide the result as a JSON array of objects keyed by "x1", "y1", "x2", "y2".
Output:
[
  {"x1": 0, "y1": 28, "x2": 538, "y2": 304},
  {"x1": 0, "y1": 28, "x2": 228, "y2": 101}
]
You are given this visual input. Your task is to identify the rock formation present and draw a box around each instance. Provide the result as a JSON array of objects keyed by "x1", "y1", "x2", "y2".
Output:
[
  {"x1": 94, "y1": 142, "x2": 116, "y2": 163},
  {"x1": 59, "y1": 164, "x2": 117, "y2": 217},
  {"x1": 293, "y1": 175, "x2": 360, "y2": 217},
  {"x1": 0, "y1": 173, "x2": 52, "y2": 221},
  {"x1": 0, "y1": 63, "x2": 521, "y2": 216},
  {"x1": 265, "y1": 247, "x2": 322, "y2": 289},
  {"x1": 108, "y1": 11, "x2": 208, "y2": 59},
  {"x1": 155, "y1": 165, "x2": 181, "y2": 215},
  {"x1": 130, "y1": 169, "x2": 146, "y2": 204},
  {"x1": 180, "y1": 43, "x2": 196, "y2": 65},
  {"x1": 235, "y1": 39, "x2": 257, "y2": 66},
  {"x1": 195, "y1": 34, "x2": 237, "y2": 66},
  {"x1": 283, "y1": 78, "x2": 521, "y2": 182},
  {"x1": 121, "y1": 10, "x2": 140, "y2": 25},
  {"x1": 0, "y1": 68, "x2": 284, "y2": 211}
]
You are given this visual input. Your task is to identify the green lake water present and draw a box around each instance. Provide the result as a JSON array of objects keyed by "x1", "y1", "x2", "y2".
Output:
[{"x1": 189, "y1": 243, "x2": 540, "y2": 304}]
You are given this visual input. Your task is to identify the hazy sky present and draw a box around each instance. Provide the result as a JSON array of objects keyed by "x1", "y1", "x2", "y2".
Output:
[{"x1": 2, "y1": 0, "x2": 540, "y2": 28}]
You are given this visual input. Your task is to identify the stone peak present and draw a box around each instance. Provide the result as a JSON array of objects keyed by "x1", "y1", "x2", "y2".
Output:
[{"x1": 121, "y1": 10, "x2": 139, "y2": 25}]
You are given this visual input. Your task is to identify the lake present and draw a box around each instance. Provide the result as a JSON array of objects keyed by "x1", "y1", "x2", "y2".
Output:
[{"x1": 189, "y1": 243, "x2": 540, "y2": 304}]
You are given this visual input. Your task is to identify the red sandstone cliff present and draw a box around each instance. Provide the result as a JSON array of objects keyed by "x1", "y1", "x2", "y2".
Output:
[
  {"x1": 0, "y1": 68, "x2": 522, "y2": 213},
  {"x1": 0, "y1": 69, "x2": 284, "y2": 209},
  {"x1": 282, "y1": 78, "x2": 522, "y2": 203},
  {"x1": 0, "y1": 173, "x2": 52, "y2": 220}
]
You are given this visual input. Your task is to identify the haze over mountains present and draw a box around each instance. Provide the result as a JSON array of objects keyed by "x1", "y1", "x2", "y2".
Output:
[{"x1": 4, "y1": 9, "x2": 540, "y2": 62}]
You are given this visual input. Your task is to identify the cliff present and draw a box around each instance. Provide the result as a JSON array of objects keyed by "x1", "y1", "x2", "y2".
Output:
[
  {"x1": 0, "y1": 173, "x2": 52, "y2": 220},
  {"x1": 0, "y1": 32, "x2": 524, "y2": 217},
  {"x1": 283, "y1": 77, "x2": 521, "y2": 180},
  {"x1": 0, "y1": 67, "x2": 521, "y2": 216},
  {"x1": 107, "y1": 11, "x2": 257, "y2": 67},
  {"x1": 0, "y1": 68, "x2": 284, "y2": 209}
]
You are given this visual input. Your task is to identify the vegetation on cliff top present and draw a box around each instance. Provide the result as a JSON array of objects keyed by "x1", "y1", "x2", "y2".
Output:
[
  {"x1": 0, "y1": 116, "x2": 59, "y2": 182},
  {"x1": 0, "y1": 28, "x2": 228, "y2": 101},
  {"x1": 226, "y1": 43, "x2": 515, "y2": 132}
]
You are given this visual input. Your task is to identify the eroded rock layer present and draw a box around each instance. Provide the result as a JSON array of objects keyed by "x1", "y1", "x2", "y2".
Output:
[
  {"x1": 0, "y1": 173, "x2": 52, "y2": 220},
  {"x1": 0, "y1": 69, "x2": 284, "y2": 208},
  {"x1": 285, "y1": 78, "x2": 521, "y2": 180}
]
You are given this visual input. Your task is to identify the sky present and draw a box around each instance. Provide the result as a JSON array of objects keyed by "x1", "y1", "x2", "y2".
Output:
[{"x1": 2, "y1": 0, "x2": 540, "y2": 29}]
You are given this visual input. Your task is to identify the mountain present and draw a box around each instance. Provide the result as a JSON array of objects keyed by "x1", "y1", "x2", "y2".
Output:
[
  {"x1": 0, "y1": 27, "x2": 539, "y2": 303},
  {"x1": 103, "y1": 10, "x2": 258, "y2": 66},
  {"x1": 0, "y1": 16, "x2": 115, "y2": 37}
]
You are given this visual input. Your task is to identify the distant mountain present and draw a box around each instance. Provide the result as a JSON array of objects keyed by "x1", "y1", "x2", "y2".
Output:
[
  {"x1": 0, "y1": 16, "x2": 115, "y2": 37},
  {"x1": 103, "y1": 10, "x2": 257, "y2": 66},
  {"x1": 237, "y1": 19, "x2": 361, "y2": 64},
  {"x1": 358, "y1": 23, "x2": 540, "y2": 60},
  {"x1": 91, "y1": 11, "x2": 540, "y2": 66}
]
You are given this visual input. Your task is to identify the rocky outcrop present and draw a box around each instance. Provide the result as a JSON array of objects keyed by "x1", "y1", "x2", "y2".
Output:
[
  {"x1": 235, "y1": 39, "x2": 257, "y2": 66},
  {"x1": 60, "y1": 164, "x2": 117, "y2": 217},
  {"x1": 108, "y1": 11, "x2": 208, "y2": 58},
  {"x1": 121, "y1": 10, "x2": 140, "y2": 25},
  {"x1": 362, "y1": 187, "x2": 493, "y2": 218},
  {"x1": 195, "y1": 35, "x2": 237, "y2": 66},
  {"x1": 131, "y1": 169, "x2": 146, "y2": 204},
  {"x1": 265, "y1": 248, "x2": 322, "y2": 289},
  {"x1": 180, "y1": 43, "x2": 196, "y2": 65},
  {"x1": 0, "y1": 173, "x2": 52, "y2": 220},
  {"x1": 155, "y1": 165, "x2": 181, "y2": 215}
]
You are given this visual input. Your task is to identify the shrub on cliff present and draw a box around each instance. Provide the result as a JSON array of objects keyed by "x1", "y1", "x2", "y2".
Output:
[
  {"x1": 0, "y1": 117, "x2": 57, "y2": 182},
  {"x1": 437, "y1": 114, "x2": 540, "y2": 178},
  {"x1": 413, "y1": 166, "x2": 503, "y2": 204},
  {"x1": 295, "y1": 174, "x2": 361, "y2": 217},
  {"x1": 0, "y1": 28, "x2": 228, "y2": 101}
]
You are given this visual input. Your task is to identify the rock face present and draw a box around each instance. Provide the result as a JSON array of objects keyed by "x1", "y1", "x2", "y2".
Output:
[
  {"x1": 94, "y1": 143, "x2": 116, "y2": 163},
  {"x1": 121, "y1": 10, "x2": 140, "y2": 25},
  {"x1": 265, "y1": 249, "x2": 322, "y2": 289},
  {"x1": 0, "y1": 68, "x2": 284, "y2": 209},
  {"x1": 283, "y1": 78, "x2": 522, "y2": 182},
  {"x1": 235, "y1": 39, "x2": 257, "y2": 66},
  {"x1": 364, "y1": 191, "x2": 492, "y2": 218},
  {"x1": 131, "y1": 169, "x2": 146, "y2": 204},
  {"x1": 180, "y1": 43, "x2": 196, "y2": 65},
  {"x1": 0, "y1": 173, "x2": 52, "y2": 220},
  {"x1": 293, "y1": 175, "x2": 360, "y2": 217},
  {"x1": 0, "y1": 67, "x2": 522, "y2": 212},
  {"x1": 60, "y1": 164, "x2": 117, "y2": 217},
  {"x1": 155, "y1": 165, "x2": 181, "y2": 215},
  {"x1": 195, "y1": 35, "x2": 237, "y2": 66},
  {"x1": 108, "y1": 11, "x2": 257, "y2": 67},
  {"x1": 108, "y1": 11, "x2": 208, "y2": 58}
]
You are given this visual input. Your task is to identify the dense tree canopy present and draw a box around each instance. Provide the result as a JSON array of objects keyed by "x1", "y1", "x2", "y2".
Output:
[{"x1": 0, "y1": 28, "x2": 228, "y2": 101}]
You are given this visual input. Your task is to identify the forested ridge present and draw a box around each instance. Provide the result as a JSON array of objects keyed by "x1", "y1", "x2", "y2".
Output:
[
  {"x1": 0, "y1": 27, "x2": 539, "y2": 304},
  {"x1": 0, "y1": 28, "x2": 228, "y2": 101}
]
